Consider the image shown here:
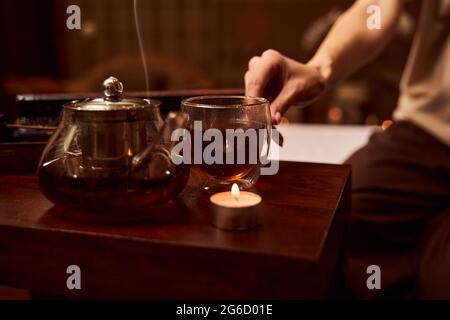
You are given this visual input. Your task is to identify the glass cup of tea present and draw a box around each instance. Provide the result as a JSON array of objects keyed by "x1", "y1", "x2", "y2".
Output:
[{"x1": 181, "y1": 96, "x2": 272, "y2": 192}]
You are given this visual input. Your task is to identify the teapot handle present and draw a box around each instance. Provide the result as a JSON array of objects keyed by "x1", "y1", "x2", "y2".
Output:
[{"x1": 132, "y1": 112, "x2": 188, "y2": 171}]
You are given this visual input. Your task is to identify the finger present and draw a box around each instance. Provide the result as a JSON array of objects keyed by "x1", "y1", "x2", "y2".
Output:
[
  {"x1": 274, "y1": 112, "x2": 282, "y2": 125},
  {"x1": 245, "y1": 51, "x2": 281, "y2": 97},
  {"x1": 270, "y1": 81, "x2": 302, "y2": 123},
  {"x1": 248, "y1": 56, "x2": 261, "y2": 70},
  {"x1": 245, "y1": 67, "x2": 270, "y2": 97}
]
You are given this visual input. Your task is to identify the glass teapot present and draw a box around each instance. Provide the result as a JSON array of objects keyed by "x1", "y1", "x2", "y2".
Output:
[{"x1": 37, "y1": 76, "x2": 190, "y2": 213}]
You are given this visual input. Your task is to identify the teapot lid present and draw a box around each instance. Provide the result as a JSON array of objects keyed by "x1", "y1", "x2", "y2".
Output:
[
  {"x1": 63, "y1": 76, "x2": 161, "y2": 121},
  {"x1": 64, "y1": 77, "x2": 161, "y2": 122}
]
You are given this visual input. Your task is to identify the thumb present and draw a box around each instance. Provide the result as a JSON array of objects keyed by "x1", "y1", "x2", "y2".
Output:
[{"x1": 270, "y1": 81, "x2": 300, "y2": 124}]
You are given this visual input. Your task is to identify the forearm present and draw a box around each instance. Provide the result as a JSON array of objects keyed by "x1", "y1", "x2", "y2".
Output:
[{"x1": 308, "y1": 0, "x2": 404, "y2": 87}]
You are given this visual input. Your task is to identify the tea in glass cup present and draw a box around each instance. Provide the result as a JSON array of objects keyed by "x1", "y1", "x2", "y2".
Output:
[{"x1": 181, "y1": 96, "x2": 271, "y2": 192}]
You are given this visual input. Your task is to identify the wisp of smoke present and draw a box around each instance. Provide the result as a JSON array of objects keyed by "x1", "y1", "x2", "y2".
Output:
[{"x1": 133, "y1": 0, "x2": 150, "y2": 98}]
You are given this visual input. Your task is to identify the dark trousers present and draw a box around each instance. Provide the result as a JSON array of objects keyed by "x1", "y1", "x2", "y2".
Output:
[{"x1": 345, "y1": 121, "x2": 450, "y2": 299}]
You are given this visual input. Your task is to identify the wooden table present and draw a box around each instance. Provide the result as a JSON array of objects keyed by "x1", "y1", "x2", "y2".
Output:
[{"x1": 0, "y1": 161, "x2": 350, "y2": 299}]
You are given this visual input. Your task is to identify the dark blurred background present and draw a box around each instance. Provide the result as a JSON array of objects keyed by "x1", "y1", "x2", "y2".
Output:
[{"x1": 0, "y1": 0, "x2": 419, "y2": 125}]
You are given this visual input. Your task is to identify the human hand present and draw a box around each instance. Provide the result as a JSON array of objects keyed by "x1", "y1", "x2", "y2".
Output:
[{"x1": 245, "y1": 49, "x2": 326, "y2": 124}]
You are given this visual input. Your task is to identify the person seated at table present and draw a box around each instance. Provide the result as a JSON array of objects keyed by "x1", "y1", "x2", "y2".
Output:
[{"x1": 244, "y1": 0, "x2": 450, "y2": 298}]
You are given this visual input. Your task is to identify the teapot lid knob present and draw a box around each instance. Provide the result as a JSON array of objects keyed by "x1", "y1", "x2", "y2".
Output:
[{"x1": 103, "y1": 76, "x2": 123, "y2": 100}]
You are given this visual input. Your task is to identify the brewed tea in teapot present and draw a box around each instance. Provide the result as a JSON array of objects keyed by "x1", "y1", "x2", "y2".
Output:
[{"x1": 37, "y1": 77, "x2": 190, "y2": 213}]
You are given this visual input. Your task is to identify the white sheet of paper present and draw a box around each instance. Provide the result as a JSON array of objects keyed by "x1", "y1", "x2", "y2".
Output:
[{"x1": 268, "y1": 124, "x2": 377, "y2": 164}]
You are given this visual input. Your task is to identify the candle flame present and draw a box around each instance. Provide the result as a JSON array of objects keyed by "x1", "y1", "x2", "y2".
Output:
[
  {"x1": 231, "y1": 183, "x2": 240, "y2": 202},
  {"x1": 127, "y1": 147, "x2": 133, "y2": 157}
]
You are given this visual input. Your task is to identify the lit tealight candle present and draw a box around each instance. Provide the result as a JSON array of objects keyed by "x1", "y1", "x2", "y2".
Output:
[{"x1": 210, "y1": 183, "x2": 262, "y2": 231}]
